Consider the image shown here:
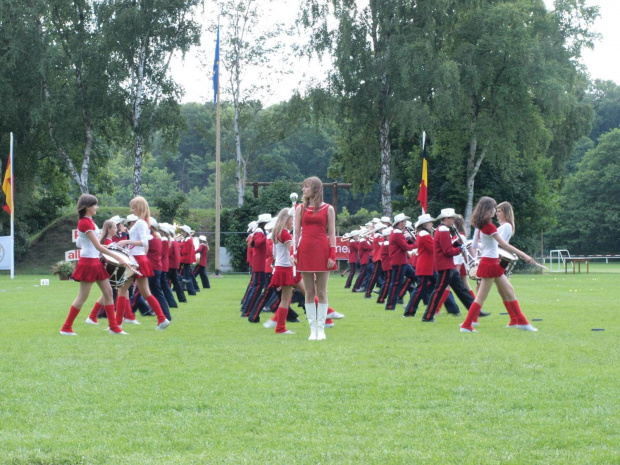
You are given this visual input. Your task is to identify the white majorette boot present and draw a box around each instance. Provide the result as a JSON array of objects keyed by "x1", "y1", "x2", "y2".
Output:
[
  {"x1": 316, "y1": 303, "x2": 328, "y2": 340},
  {"x1": 306, "y1": 301, "x2": 318, "y2": 340}
]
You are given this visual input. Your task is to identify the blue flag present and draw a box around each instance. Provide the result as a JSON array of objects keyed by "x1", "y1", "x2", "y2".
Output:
[{"x1": 213, "y1": 25, "x2": 220, "y2": 104}]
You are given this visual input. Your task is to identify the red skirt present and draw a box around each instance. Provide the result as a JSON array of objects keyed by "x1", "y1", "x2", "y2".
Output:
[
  {"x1": 72, "y1": 257, "x2": 110, "y2": 283},
  {"x1": 270, "y1": 266, "x2": 301, "y2": 287},
  {"x1": 477, "y1": 257, "x2": 505, "y2": 278},
  {"x1": 133, "y1": 254, "x2": 154, "y2": 278}
]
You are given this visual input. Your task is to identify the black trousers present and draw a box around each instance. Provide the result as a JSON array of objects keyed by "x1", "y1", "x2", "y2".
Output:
[{"x1": 423, "y1": 269, "x2": 474, "y2": 320}]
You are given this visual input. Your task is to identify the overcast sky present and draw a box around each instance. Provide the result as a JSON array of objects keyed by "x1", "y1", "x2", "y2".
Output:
[{"x1": 170, "y1": 0, "x2": 620, "y2": 104}]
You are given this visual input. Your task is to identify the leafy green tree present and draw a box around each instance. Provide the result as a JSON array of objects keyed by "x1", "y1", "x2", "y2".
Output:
[
  {"x1": 549, "y1": 129, "x2": 620, "y2": 254},
  {"x1": 588, "y1": 80, "x2": 620, "y2": 143},
  {"x1": 96, "y1": 0, "x2": 201, "y2": 197}
]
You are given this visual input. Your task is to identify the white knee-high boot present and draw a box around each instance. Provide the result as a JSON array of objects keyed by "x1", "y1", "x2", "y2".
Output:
[
  {"x1": 306, "y1": 301, "x2": 317, "y2": 340},
  {"x1": 316, "y1": 303, "x2": 328, "y2": 340}
]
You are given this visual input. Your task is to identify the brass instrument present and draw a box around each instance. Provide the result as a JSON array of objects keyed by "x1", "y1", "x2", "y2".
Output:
[{"x1": 450, "y1": 224, "x2": 480, "y2": 280}]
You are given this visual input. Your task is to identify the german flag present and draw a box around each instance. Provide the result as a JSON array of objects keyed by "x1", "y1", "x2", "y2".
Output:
[
  {"x1": 417, "y1": 134, "x2": 427, "y2": 214},
  {"x1": 2, "y1": 153, "x2": 12, "y2": 215}
]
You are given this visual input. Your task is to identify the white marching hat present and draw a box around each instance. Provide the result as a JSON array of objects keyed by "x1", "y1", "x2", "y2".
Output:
[
  {"x1": 125, "y1": 214, "x2": 139, "y2": 223},
  {"x1": 247, "y1": 221, "x2": 257, "y2": 233},
  {"x1": 257, "y1": 213, "x2": 272, "y2": 224},
  {"x1": 380, "y1": 216, "x2": 391, "y2": 224},
  {"x1": 149, "y1": 217, "x2": 159, "y2": 229},
  {"x1": 199, "y1": 235, "x2": 207, "y2": 242},
  {"x1": 179, "y1": 224, "x2": 193, "y2": 235},
  {"x1": 372, "y1": 217, "x2": 381, "y2": 224},
  {"x1": 373, "y1": 222, "x2": 387, "y2": 232},
  {"x1": 382, "y1": 226, "x2": 393, "y2": 237},
  {"x1": 264, "y1": 219, "x2": 276, "y2": 231},
  {"x1": 436, "y1": 208, "x2": 458, "y2": 220},
  {"x1": 415, "y1": 213, "x2": 436, "y2": 228},
  {"x1": 109, "y1": 215, "x2": 125, "y2": 224},
  {"x1": 392, "y1": 213, "x2": 410, "y2": 226}
]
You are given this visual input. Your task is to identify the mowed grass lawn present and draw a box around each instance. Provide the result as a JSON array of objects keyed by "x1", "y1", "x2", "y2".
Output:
[{"x1": 1, "y1": 265, "x2": 619, "y2": 464}]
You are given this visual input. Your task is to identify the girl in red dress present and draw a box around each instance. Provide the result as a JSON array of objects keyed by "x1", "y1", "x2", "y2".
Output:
[
  {"x1": 85, "y1": 219, "x2": 118, "y2": 324},
  {"x1": 460, "y1": 197, "x2": 537, "y2": 333},
  {"x1": 294, "y1": 176, "x2": 336, "y2": 341},
  {"x1": 60, "y1": 195, "x2": 128, "y2": 336},
  {"x1": 116, "y1": 196, "x2": 170, "y2": 330}
]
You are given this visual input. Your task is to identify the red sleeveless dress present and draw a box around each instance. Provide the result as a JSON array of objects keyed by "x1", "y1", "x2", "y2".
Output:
[{"x1": 297, "y1": 203, "x2": 336, "y2": 272}]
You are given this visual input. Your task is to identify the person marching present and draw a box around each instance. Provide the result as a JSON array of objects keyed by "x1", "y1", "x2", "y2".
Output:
[
  {"x1": 165, "y1": 224, "x2": 186, "y2": 304},
  {"x1": 460, "y1": 196, "x2": 538, "y2": 332},
  {"x1": 295, "y1": 176, "x2": 337, "y2": 341},
  {"x1": 241, "y1": 214, "x2": 271, "y2": 317},
  {"x1": 85, "y1": 219, "x2": 119, "y2": 324},
  {"x1": 240, "y1": 221, "x2": 258, "y2": 309},
  {"x1": 352, "y1": 230, "x2": 372, "y2": 292},
  {"x1": 269, "y1": 207, "x2": 306, "y2": 334},
  {"x1": 404, "y1": 213, "x2": 435, "y2": 317},
  {"x1": 343, "y1": 231, "x2": 359, "y2": 289},
  {"x1": 385, "y1": 213, "x2": 416, "y2": 310},
  {"x1": 158, "y1": 223, "x2": 178, "y2": 309},
  {"x1": 376, "y1": 226, "x2": 392, "y2": 304},
  {"x1": 194, "y1": 235, "x2": 211, "y2": 289},
  {"x1": 365, "y1": 222, "x2": 387, "y2": 298},
  {"x1": 422, "y1": 208, "x2": 475, "y2": 322},
  {"x1": 179, "y1": 225, "x2": 198, "y2": 296},
  {"x1": 116, "y1": 196, "x2": 170, "y2": 330},
  {"x1": 60, "y1": 195, "x2": 129, "y2": 336},
  {"x1": 146, "y1": 217, "x2": 172, "y2": 322}
]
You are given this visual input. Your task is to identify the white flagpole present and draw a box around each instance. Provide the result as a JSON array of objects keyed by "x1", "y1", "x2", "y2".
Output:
[
  {"x1": 421, "y1": 131, "x2": 426, "y2": 215},
  {"x1": 9, "y1": 132, "x2": 14, "y2": 279}
]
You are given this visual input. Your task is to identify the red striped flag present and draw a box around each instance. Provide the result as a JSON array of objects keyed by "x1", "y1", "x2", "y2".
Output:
[{"x1": 2, "y1": 152, "x2": 12, "y2": 215}]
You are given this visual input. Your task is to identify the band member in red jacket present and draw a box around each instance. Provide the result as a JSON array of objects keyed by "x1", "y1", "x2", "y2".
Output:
[
  {"x1": 404, "y1": 214, "x2": 435, "y2": 317},
  {"x1": 241, "y1": 213, "x2": 271, "y2": 317},
  {"x1": 194, "y1": 235, "x2": 211, "y2": 289},
  {"x1": 422, "y1": 208, "x2": 475, "y2": 322},
  {"x1": 179, "y1": 225, "x2": 197, "y2": 296},
  {"x1": 385, "y1": 213, "x2": 416, "y2": 310},
  {"x1": 344, "y1": 231, "x2": 359, "y2": 289},
  {"x1": 352, "y1": 231, "x2": 373, "y2": 292}
]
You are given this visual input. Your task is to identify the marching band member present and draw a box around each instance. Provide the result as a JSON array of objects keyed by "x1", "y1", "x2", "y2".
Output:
[
  {"x1": 397, "y1": 220, "x2": 418, "y2": 302},
  {"x1": 240, "y1": 221, "x2": 257, "y2": 308},
  {"x1": 158, "y1": 223, "x2": 178, "y2": 309},
  {"x1": 145, "y1": 218, "x2": 171, "y2": 322},
  {"x1": 179, "y1": 225, "x2": 198, "y2": 296},
  {"x1": 365, "y1": 222, "x2": 387, "y2": 298},
  {"x1": 116, "y1": 196, "x2": 170, "y2": 330},
  {"x1": 241, "y1": 214, "x2": 271, "y2": 317},
  {"x1": 352, "y1": 230, "x2": 373, "y2": 292},
  {"x1": 376, "y1": 227, "x2": 392, "y2": 304},
  {"x1": 194, "y1": 235, "x2": 211, "y2": 289},
  {"x1": 496, "y1": 201, "x2": 519, "y2": 326},
  {"x1": 385, "y1": 214, "x2": 416, "y2": 310},
  {"x1": 295, "y1": 176, "x2": 337, "y2": 341},
  {"x1": 460, "y1": 197, "x2": 537, "y2": 332},
  {"x1": 404, "y1": 214, "x2": 435, "y2": 317},
  {"x1": 344, "y1": 230, "x2": 359, "y2": 289},
  {"x1": 85, "y1": 219, "x2": 118, "y2": 324},
  {"x1": 248, "y1": 218, "x2": 275, "y2": 323},
  {"x1": 166, "y1": 224, "x2": 186, "y2": 304},
  {"x1": 60, "y1": 195, "x2": 129, "y2": 336},
  {"x1": 422, "y1": 208, "x2": 475, "y2": 322}
]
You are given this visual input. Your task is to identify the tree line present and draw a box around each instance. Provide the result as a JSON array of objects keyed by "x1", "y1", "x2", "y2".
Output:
[{"x1": 1, "y1": 0, "x2": 619, "y2": 262}]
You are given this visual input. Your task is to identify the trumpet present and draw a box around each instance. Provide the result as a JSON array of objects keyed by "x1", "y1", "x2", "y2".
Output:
[{"x1": 450, "y1": 225, "x2": 480, "y2": 280}]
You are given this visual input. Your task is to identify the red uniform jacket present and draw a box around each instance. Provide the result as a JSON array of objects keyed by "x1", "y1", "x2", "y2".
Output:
[
  {"x1": 358, "y1": 238, "x2": 373, "y2": 265},
  {"x1": 348, "y1": 240, "x2": 359, "y2": 263},
  {"x1": 196, "y1": 243, "x2": 208, "y2": 267},
  {"x1": 251, "y1": 230, "x2": 267, "y2": 272},
  {"x1": 388, "y1": 229, "x2": 416, "y2": 266},
  {"x1": 415, "y1": 230, "x2": 434, "y2": 276},
  {"x1": 147, "y1": 236, "x2": 163, "y2": 271},
  {"x1": 169, "y1": 240, "x2": 181, "y2": 270},
  {"x1": 381, "y1": 241, "x2": 391, "y2": 271},
  {"x1": 433, "y1": 224, "x2": 461, "y2": 271},
  {"x1": 180, "y1": 237, "x2": 196, "y2": 265},
  {"x1": 161, "y1": 239, "x2": 170, "y2": 271},
  {"x1": 372, "y1": 233, "x2": 383, "y2": 262}
]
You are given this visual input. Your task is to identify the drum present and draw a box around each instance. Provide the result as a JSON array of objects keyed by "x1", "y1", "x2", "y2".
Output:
[
  {"x1": 100, "y1": 245, "x2": 139, "y2": 288},
  {"x1": 498, "y1": 248, "x2": 518, "y2": 276},
  {"x1": 467, "y1": 259, "x2": 480, "y2": 280}
]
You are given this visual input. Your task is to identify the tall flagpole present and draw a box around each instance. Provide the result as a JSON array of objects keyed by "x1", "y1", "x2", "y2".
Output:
[
  {"x1": 214, "y1": 24, "x2": 222, "y2": 277},
  {"x1": 9, "y1": 132, "x2": 14, "y2": 279}
]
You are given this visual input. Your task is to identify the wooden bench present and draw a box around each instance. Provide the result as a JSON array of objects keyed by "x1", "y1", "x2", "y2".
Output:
[{"x1": 565, "y1": 258, "x2": 590, "y2": 274}]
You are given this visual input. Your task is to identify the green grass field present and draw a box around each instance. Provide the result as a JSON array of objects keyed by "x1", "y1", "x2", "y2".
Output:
[{"x1": 1, "y1": 268, "x2": 619, "y2": 464}]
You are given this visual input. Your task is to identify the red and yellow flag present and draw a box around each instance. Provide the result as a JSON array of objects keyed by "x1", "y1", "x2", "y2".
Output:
[
  {"x1": 2, "y1": 153, "x2": 12, "y2": 215},
  {"x1": 417, "y1": 139, "x2": 428, "y2": 214}
]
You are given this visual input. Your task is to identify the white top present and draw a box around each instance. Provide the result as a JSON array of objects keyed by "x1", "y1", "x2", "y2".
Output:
[
  {"x1": 129, "y1": 218, "x2": 151, "y2": 256},
  {"x1": 76, "y1": 217, "x2": 100, "y2": 259},
  {"x1": 497, "y1": 223, "x2": 512, "y2": 243},
  {"x1": 474, "y1": 223, "x2": 500, "y2": 259},
  {"x1": 273, "y1": 230, "x2": 293, "y2": 267}
]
